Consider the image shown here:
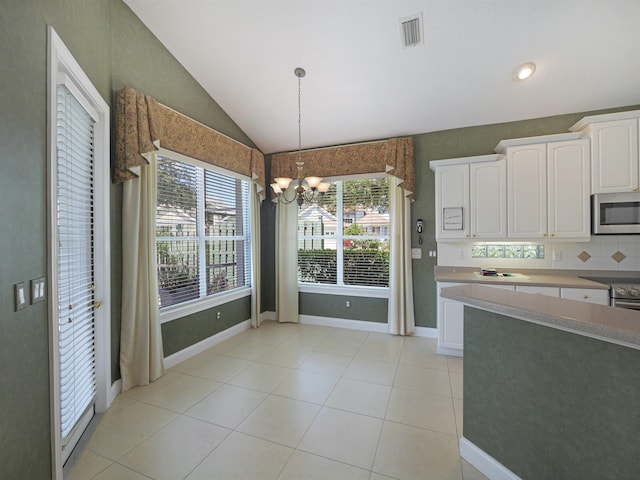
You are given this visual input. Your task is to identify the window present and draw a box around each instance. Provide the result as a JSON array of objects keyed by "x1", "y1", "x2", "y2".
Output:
[
  {"x1": 297, "y1": 176, "x2": 390, "y2": 289},
  {"x1": 156, "y1": 155, "x2": 251, "y2": 309}
]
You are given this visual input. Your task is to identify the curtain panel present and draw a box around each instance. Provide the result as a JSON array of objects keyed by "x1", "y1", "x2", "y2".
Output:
[
  {"x1": 113, "y1": 87, "x2": 266, "y2": 200},
  {"x1": 270, "y1": 137, "x2": 415, "y2": 200}
]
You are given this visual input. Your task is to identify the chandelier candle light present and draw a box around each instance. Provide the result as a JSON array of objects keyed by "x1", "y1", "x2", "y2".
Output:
[{"x1": 271, "y1": 67, "x2": 330, "y2": 206}]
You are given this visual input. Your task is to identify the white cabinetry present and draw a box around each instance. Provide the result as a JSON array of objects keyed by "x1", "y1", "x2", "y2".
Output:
[
  {"x1": 516, "y1": 286, "x2": 560, "y2": 296},
  {"x1": 561, "y1": 288, "x2": 609, "y2": 305},
  {"x1": 431, "y1": 155, "x2": 506, "y2": 241},
  {"x1": 571, "y1": 112, "x2": 640, "y2": 194},
  {"x1": 496, "y1": 133, "x2": 590, "y2": 241}
]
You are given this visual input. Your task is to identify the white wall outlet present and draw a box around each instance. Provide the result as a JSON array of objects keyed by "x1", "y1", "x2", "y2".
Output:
[
  {"x1": 345, "y1": 300, "x2": 351, "y2": 308},
  {"x1": 458, "y1": 249, "x2": 465, "y2": 259},
  {"x1": 411, "y1": 248, "x2": 422, "y2": 259},
  {"x1": 216, "y1": 311, "x2": 221, "y2": 320},
  {"x1": 552, "y1": 250, "x2": 562, "y2": 262}
]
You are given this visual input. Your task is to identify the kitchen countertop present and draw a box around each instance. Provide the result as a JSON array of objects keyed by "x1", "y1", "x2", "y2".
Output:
[
  {"x1": 440, "y1": 284, "x2": 640, "y2": 350},
  {"x1": 435, "y1": 266, "x2": 612, "y2": 289}
]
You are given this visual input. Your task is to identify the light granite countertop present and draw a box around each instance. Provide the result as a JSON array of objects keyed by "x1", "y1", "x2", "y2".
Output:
[
  {"x1": 440, "y1": 284, "x2": 640, "y2": 350},
  {"x1": 435, "y1": 266, "x2": 614, "y2": 289}
]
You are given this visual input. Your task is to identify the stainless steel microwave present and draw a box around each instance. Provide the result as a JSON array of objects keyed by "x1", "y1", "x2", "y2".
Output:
[{"x1": 592, "y1": 192, "x2": 640, "y2": 234}]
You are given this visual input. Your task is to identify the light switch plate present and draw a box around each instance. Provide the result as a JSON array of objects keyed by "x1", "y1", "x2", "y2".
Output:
[
  {"x1": 31, "y1": 277, "x2": 45, "y2": 304},
  {"x1": 14, "y1": 282, "x2": 26, "y2": 311}
]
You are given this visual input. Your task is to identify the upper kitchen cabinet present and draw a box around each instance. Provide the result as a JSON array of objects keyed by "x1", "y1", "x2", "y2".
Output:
[
  {"x1": 495, "y1": 133, "x2": 590, "y2": 241},
  {"x1": 571, "y1": 111, "x2": 640, "y2": 194},
  {"x1": 430, "y1": 155, "x2": 505, "y2": 241}
]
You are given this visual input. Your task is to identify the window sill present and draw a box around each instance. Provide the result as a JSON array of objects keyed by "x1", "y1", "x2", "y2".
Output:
[
  {"x1": 159, "y1": 287, "x2": 252, "y2": 324},
  {"x1": 298, "y1": 283, "x2": 389, "y2": 298}
]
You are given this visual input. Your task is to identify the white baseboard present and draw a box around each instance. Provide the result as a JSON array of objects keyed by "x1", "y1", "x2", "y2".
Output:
[
  {"x1": 459, "y1": 436, "x2": 521, "y2": 480},
  {"x1": 299, "y1": 314, "x2": 390, "y2": 332},
  {"x1": 108, "y1": 379, "x2": 122, "y2": 407},
  {"x1": 414, "y1": 326, "x2": 438, "y2": 338},
  {"x1": 163, "y1": 319, "x2": 251, "y2": 369},
  {"x1": 437, "y1": 345, "x2": 464, "y2": 357},
  {"x1": 260, "y1": 310, "x2": 276, "y2": 322}
]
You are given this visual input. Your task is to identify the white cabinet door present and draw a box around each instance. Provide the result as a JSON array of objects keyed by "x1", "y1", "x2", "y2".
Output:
[
  {"x1": 547, "y1": 139, "x2": 591, "y2": 240},
  {"x1": 470, "y1": 160, "x2": 507, "y2": 238},
  {"x1": 437, "y1": 282, "x2": 465, "y2": 355},
  {"x1": 590, "y1": 118, "x2": 639, "y2": 193},
  {"x1": 507, "y1": 144, "x2": 547, "y2": 238},
  {"x1": 561, "y1": 288, "x2": 609, "y2": 305},
  {"x1": 435, "y1": 165, "x2": 469, "y2": 240}
]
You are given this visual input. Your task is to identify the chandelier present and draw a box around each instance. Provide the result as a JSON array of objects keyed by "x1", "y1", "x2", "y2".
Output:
[{"x1": 270, "y1": 67, "x2": 329, "y2": 206}]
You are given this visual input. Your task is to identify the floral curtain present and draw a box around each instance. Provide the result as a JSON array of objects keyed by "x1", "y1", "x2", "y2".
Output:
[{"x1": 270, "y1": 137, "x2": 415, "y2": 200}]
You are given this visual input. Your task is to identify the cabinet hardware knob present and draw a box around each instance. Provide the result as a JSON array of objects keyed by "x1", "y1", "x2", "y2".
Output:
[
  {"x1": 466, "y1": 234, "x2": 469, "y2": 238},
  {"x1": 583, "y1": 295, "x2": 589, "y2": 299},
  {"x1": 551, "y1": 233, "x2": 555, "y2": 237},
  {"x1": 634, "y1": 187, "x2": 639, "y2": 192},
  {"x1": 543, "y1": 233, "x2": 547, "y2": 237}
]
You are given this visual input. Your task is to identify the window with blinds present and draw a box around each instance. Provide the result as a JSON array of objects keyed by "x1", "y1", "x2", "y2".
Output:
[
  {"x1": 298, "y1": 177, "x2": 390, "y2": 288},
  {"x1": 56, "y1": 84, "x2": 97, "y2": 440},
  {"x1": 157, "y1": 156, "x2": 251, "y2": 308}
]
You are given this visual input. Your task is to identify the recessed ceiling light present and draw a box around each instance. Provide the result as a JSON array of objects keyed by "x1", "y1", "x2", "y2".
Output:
[{"x1": 514, "y1": 62, "x2": 536, "y2": 81}]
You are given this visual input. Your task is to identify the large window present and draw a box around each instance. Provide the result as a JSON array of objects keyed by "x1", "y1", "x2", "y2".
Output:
[
  {"x1": 297, "y1": 176, "x2": 390, "y2": 289},
  {"x1": 156, "y1": 155, "x2": 251, "y2": 309}
]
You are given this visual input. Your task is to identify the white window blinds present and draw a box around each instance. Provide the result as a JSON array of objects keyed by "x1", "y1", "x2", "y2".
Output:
[
  {"x1": 298, "y1": 177, "x2": 390, "y2": 288},
  {"x1": 157, "y1": 157, "x2": 251, "y2": 308},
  {"x1": 56, "y1": 84, "x2": 97, "y2": 440}
]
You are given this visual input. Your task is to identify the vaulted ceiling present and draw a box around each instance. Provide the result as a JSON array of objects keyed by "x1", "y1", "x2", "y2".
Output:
[{"x1": 124, "y1": 0, "x2": 640, "y2": 154}]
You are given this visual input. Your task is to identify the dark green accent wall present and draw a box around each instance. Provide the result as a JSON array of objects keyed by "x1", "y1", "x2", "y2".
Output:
[
  {"x1": 299, "y1": 293, "x2": 388, "y2": 323},
  {"x1": 0, "y1": 1, "x2": 257, "y2": 477},
  {"x1": 464, "y1": 306, "x2": 640, "y2": 479},
  {"x1": 161, "y1": 296, "x2": 251, "y2": 356}
]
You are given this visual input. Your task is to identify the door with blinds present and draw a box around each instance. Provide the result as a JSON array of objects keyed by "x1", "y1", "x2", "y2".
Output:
[{"x1": 55, "y1": 83, "x2": 99, "y2": 464}]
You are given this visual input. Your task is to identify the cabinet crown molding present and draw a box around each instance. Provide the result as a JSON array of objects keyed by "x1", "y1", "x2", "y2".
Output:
[
  {"x1": 494, "y1": 132, "x2": 584, "y2": 154},
  {"x1": 429, "y1": 154, "x2": 503, "y2": 171},
  {"x1": 570, "y1": 109, "x2": 640, "y2": 132}
]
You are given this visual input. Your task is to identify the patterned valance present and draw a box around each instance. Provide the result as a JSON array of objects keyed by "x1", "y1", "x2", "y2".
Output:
[
  {"x1": 114, "y1": 87, "x2": 265, "y2": 200},
  {"x1": 270, "y1": 137, "x2": 415, "y2": 200}
]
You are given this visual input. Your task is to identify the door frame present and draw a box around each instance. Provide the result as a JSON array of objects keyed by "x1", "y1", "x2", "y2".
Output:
[{"x1": 46, "y1": 26, "x2": 111, "y2": 479}]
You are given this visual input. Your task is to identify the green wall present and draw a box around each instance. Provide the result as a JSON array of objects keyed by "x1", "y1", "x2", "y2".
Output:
[
  {"x1": 0, "y1": 1, "x2": 257, "y2": 478},
  {"x1": 464, "y1": 306, "x2": 640, "y2": 479}
]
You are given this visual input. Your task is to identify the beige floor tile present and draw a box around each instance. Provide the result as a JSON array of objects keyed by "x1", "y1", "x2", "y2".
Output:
[
  {"x1": 447, "y1": 356, "x2": 464, "y2": 374},
  {"x1": 461, "y1": 458, "x2": 489, "y2": 480},
  {"x1": 259, "y1": 344, "x2": 312, "y2": 368},
  {"x1": 386, "y1": 387, "x2": 457, "y2": 435},
  {"x1": 450, "y1": 371, "x2": 464, "y2": 399},
  {"x1": 119, "y1": 415, "x2": 230, "y2": 480},
  {"x1": 186, "y1": 353, "x2": 251, "y2": 382},
  {"x1": 316, "y1": 336, "x2": 365, "y2": 356},
  {"x1": 373, "y1": 421, "x2": 462, "y2": 480},
  {"x1": 365, "y1": 331, "x2": 405, "y2": 346},
  {"x1": 280, "y1": 326, "x2": 334, "y2": 350},
  {"x1": 122, "y1": 371, "x2": 184, "y2": 400},
  {"x1": 91, "y1": 463, "x2": 151, "y2": 480},
  {"x1": 272, "y1": 370, "x2": 339, "y2": 404},
  {"x1": 67, "y1": 450, "x2": 112, "y2": 480},
  {"x1": 355, "y1": 341, "x2": 403, "y2": 363},
  {"x1": 223, "y1": 339, "x2": 278, "y2": 360},
  {"x1": 140, "y1": 375, "x2": 221, "y2": 413},
  {"x1": 203, "y1": 335, "x2": 247, "y2": 355},
  {"x1": 299, "y1": 352, "x2": 352, "y2": 376},
  {"x1": 237, "y1": 395, "x2": 320, "y2": 447},
  {"x1": 325, "y1": 378, "x2": 391, "y2": 419},
  {"x1": 277, "y1": 450, "x2": 370, "y2": 480},
  {"x1": 342, "y1": 358, "x2": 398, "y2": 386},
  {"x1": 400, "y1": 349, "x2": 449, "y2": 371},
  {"x1": 228, "y1": 362, "x2": 293, "y2": 392},
  {"x1": 402, "y1": 336, "x2": 438, "y2": 354},
  {"x1": 87, "y1": 402, "x2": 177, "y2": 460},
  {"x1": 186, "y1": 431, "x2": 292, "y2": 480},
  {"x1": 394, "y1": 364, "x2": 452, "y2": 397},
  {"x1": 299, "y1": 407, "x2": 383, "y2": 470},
  {"x1": 186, "y1": 384, "x2": 267, "y2": 429},
  {"x1": 169, "y1": 352, "x2": 216, "y2": 375},
  {"x1": 97, "y1": 395, "x2": 138, "y2": 423},
  {"x1": 453, "y1": 398, "x2": 464, "y2": 438},
  {"x1": 328, "y1": 328, "x2": 369, "y2": 342},
  {"x1": 369, "y1": 473, "x2": 398, "y2": 480}
]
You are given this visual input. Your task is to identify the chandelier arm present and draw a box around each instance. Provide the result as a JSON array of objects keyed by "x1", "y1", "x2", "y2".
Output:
[{"x1": 278, "y1": 187, "x2": 298, "y2": 204}]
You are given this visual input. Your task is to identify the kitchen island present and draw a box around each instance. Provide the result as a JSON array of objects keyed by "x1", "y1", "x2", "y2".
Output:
[{"x1": 441, "y1": 284, "x2": 640, "y2": 480}]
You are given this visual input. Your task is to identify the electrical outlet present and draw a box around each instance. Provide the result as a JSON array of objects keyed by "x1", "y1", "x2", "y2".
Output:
[
  {"x1": 216, "y1": 311, "x2": 221, "y2": 320},
  {"x1": 345, "y1": 300, "x2": 351, "y2": 308}
]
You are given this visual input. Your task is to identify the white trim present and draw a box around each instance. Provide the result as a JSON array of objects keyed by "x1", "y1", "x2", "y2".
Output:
[
  {"x1": 47, "y1": 26, "x2": 110, "y2": 479},
  {"x1": 437, "y1": 345, "x2": 464, "y2": 356},
  {"x1": 160, "y1": 286, "x2": 252, "y2": 324},
  {"x1": 298, "y1": 284, "x2": 389, "y2": 298},
  {"x1": 460, "y1": 437, "x2": 522, "y2": 480},
  {"x1": 163, "y1": 319, "x2": 251, "y2": 369},
  {"x1": 299, "y1": 314, "x2": 389, "y2": 333},
  {"x1": 429, "y1": 154, "x2": 504, "y2": 171},
  {"x1": 414, "y1": 326, "x2": 438, "y2": 338},
  {"x1": 260, "y1": 311, "x2": 276, "y2": 322},
  {"x1": 110, "y1": 380, "x2": 122, "y2": 404}
]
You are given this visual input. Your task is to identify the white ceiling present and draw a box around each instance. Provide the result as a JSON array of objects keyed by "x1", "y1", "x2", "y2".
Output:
[{"x1": 124, "y1": 0, "x2": 640, "y2": 154}]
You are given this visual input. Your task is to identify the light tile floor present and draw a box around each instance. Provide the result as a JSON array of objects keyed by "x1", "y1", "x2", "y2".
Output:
[{"x1": 67, "y1": 321, "x2": 487, "y2": 480}]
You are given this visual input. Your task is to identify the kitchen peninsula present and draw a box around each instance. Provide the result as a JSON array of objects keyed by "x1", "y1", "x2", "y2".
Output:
[{"x1": 442, "y1": 284, "x2": 640, "y2": 480}]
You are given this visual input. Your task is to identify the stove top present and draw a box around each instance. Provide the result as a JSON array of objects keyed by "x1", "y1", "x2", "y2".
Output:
[{"x1": 580, "y1": 276, "x2": 640, "y2": 300}]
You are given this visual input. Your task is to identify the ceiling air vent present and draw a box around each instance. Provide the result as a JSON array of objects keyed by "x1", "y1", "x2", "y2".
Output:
[{"x1": 400, "y1": 13, "x2": 424, "y2": 48}]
